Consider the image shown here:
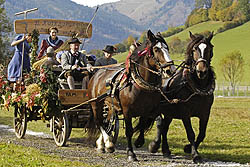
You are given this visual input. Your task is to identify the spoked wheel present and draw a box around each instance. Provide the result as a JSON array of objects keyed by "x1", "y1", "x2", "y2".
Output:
[
  {"x1": 66, "y1": 120, "x2": 72, "y2": 139},
  {"x1": 103, "y1": 104, "x2": 119, "y2": 144},
  {"x1": 13, "y1": 105, "x2": 27, "y2": 139},
  {"x1": 52, "y1": 113, "x2": 69, "y2": 147}
]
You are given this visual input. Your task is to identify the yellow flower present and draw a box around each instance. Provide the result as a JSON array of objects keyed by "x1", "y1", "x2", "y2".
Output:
[{"x1": 26, "y1": 83, "x2": 41, "y2": 95}]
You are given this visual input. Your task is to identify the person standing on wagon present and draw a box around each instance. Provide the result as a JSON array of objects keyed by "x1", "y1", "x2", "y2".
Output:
[
  {"x1": 37, "y1": 27, "x2": 63, "y2": 59},
  {"x1": 61, "y1": 37, "x2": 92, "y2": 89},
  {"x1": 7, "y1": 34, "x2": 32, "y2": 82}
]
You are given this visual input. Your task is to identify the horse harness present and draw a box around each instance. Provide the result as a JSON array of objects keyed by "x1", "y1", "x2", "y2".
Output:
[{"x1": 159, "y1": 66, "x2": 215, "y2": 104}]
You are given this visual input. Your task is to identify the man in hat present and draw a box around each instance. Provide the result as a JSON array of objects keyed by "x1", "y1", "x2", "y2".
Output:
[
  {"x1": 61, "y1": 38, "x2": 92, "y2": 89},
  {"x1": 94, "y1": 45, "x2": 117, "y2": 67}
]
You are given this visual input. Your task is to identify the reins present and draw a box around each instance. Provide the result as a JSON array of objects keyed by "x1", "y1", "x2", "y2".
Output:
[{"x1": 130, "y1": 59, "x2": 161, "y2": 76}]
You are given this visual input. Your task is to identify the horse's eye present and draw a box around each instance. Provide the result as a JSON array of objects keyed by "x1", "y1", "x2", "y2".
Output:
[{"x1": 154, "y1": 47, "x2": 160, "y2": 52}]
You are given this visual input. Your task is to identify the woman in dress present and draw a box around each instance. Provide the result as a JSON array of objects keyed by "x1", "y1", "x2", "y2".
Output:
[{"x1": 7, "y1": 34, "x2": 32, "y2": 82}]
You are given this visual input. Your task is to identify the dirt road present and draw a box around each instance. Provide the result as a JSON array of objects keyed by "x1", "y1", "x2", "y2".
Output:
[{"x1": 0, "y1": 124, "x2": 248, "y2": 167}]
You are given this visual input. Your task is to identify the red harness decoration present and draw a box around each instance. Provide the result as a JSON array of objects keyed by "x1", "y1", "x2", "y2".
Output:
[
  {"x1": 123, "y1": 47, "x2": 151, "y2": 82},
  {"x1": 137, "y1": 47, "x2": 151, "y2": 57}
]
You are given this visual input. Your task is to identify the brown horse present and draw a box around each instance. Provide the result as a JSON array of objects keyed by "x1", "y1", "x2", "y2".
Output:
[
  {"x1": 134, "y1": 31, "x2": 215, "y2": 163},
  {"x1": 87, "y1": 30, "x2": 176, "y2": 161}
]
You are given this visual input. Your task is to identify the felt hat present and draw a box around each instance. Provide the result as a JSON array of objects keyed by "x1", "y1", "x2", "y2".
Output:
[
  {"x1": 68, "y1": 38, "x2": 82, "y2": 44},
  {"x1": 102, "y1": 45, "x2": 116, "y2": 54}
]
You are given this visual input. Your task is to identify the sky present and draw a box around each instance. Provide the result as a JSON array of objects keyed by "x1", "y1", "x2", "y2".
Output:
[{"x1": 71, "y1": 0, "x2": 120, "y2": 7}]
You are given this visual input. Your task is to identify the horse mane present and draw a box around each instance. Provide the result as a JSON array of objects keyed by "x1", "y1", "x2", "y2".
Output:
[
  {"x1": 129, "y1": 40, "x2": 149, "y2": 62},
  {"x1": 129, "y1": 32, "x2": 168, "y2": 63}
]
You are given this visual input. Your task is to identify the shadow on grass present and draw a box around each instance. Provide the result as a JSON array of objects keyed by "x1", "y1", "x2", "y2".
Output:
[
  {"x1": 0, "y1": 116, "x2": 13, "y2": 126},
  {"x1": 143, "y1": 136, "x2": 250, "y2": 164}
]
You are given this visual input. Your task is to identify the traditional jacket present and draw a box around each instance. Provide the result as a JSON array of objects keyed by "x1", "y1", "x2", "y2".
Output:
[
  {"x1": 38, "y1": 36, "x2": 63, "y2": 59},
  {"x1": 94, "y1": 57, "x2": 117, "y2": 66},
  {"x1": 61, "y1": 51, "x2": 89, "y2": 70}
]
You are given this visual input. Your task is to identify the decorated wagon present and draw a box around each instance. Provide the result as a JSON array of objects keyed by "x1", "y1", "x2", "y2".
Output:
[{"x1": 0, "y1": 17, "x2": 119, "y2": 147}]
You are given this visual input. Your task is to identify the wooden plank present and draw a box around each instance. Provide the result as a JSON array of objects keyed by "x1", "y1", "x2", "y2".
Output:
[
  {"x1": 58, "y1": 89, "x2": 89, "y2": 105},
  {"x1": 14, "y1": 19, "x2": 92, "y2": 38}
]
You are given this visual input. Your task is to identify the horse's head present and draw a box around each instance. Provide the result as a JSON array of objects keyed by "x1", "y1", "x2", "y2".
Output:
[
  {"x1": 146, "y1": 30, "x2": 175, "y2": 78},
  {"x1": 186, "y1": 31, "x2": 214, "y2": 79}
]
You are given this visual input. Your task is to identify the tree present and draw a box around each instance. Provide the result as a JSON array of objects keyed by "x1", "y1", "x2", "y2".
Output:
[
  {"x1": 114, "y1": 43, "x2": 126, "y2": 53},
  {"x1": 138, "y1": 31, "x2": 147, "y2": 44},
  {"x1": 237, "y1": 0, "x2": 250, "y2": 21},
  {"x1": 0, "y1": 0, "x2": 12, "y2": 65},
  {"x1": 219, "y1": 50, "x2": 244, "y2": 95},
  {"x1": 195, "y1": 0, "x2": 212, "y2": 9}
]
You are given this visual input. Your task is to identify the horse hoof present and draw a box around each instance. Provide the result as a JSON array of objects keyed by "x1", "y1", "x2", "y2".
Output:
[
  {"x1": 96, "y1": 148, "x2": 105, "y2": 153},
  {"x1": 105, "y1": 147, "x2": 115, "y2": 153},
  {"x1": 163, "y1": 152, "x2": 172, "y2": 159},
  {"x1": 193, "y1": 155, "x2": 203, "y2": 163},
  {"x1": 128, "y1": 155, "x2": 138, "y2": 162},
  {"x1": 134, "y1": 138, "x2": 145, "y2": 148},
  {"x1": 184, "y1": 144, "x2": 191, "y2": 154},
  {"x1": 148, "y1": 141, "x2": 160, "y2": 153}
]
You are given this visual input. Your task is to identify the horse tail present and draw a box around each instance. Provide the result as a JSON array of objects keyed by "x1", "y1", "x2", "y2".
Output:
[
  {"x1": 85, "y1": 108, "x2": 100, "y2": 139},
  {"x1": 133, "y1": 116, "x2": 155, "y2": 134}
]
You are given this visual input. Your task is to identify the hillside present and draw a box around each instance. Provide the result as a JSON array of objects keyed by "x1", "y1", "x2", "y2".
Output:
[
  {"x1": 165, "y1": 21, "x2": 225, "y2": 42},
  {"x1": 212, "y1": 21, "x2": 250, "y2": 85},
  {"x1": 101, "y1": 0, "x2": 195, "y2": 31},
  {"x1": 4, "y1": 0, "x2": 144, "y2": 51},
  {"x1": 4, "y1": 0, "x2": 195, "y2": 51},
  {"x1": 115, "y1": 21, "x2": 250, "y2": 85},
  {"x1": 168, "y1": 21, "x2": 250, "y2": 85}
]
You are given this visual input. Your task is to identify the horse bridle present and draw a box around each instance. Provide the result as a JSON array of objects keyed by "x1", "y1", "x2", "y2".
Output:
[
  {"x1": 190, "y1": 40, "x2": 213, "y2": 73},
  {"x1": 130, "y1": 43, "x2": 174, "y2": 91}
]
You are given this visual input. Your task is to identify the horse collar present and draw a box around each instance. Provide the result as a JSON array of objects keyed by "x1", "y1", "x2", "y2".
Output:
[{"x1": 185, "y1": 72, "x2": 215, "y2": 96}]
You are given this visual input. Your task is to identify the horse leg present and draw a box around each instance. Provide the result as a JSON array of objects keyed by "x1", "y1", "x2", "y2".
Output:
[
  {"x1": 195, "y1": 117, "x2": 209, "y2": 150},
  {"x1": 184, "y1": 117, "x2": 209, "y2": 153},
  {"x1": 100, "y1": 126, "x2": 115, "y2": 153},
  {"x1": 125, "y1": 118, "x2": 137, "y2": 161},
  {"x1": 161, "y1": 117, "x2": 172, "y2": 158},
  {"x1": 96, "y1": 133, "x2": 105, "y2": 153},
  {"x1": 148, "y1": 115, "x2": 163, "y2": 153},
  {"x1": 182, "y1": 118, "x2": 202, "y2": 163},
  {"x1": 134, "y1": 117, "x2": 145, "y2": 148}
]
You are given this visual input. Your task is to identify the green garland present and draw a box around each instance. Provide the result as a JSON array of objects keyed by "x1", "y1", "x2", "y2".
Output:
[{"x1": 30, "y1": 29, "x2": 39, "y2": 66}]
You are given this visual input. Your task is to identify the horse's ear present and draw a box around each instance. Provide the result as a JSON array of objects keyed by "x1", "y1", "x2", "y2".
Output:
[
  {"x1": 207, "y1": 31, "x2": 214, "y2": 42},
  {"x1": 156, "y1": 32, "x2": 162, "y2": 36},
  {"x1": 147, "y1": 30, "x2": 156, "y2": 43},
  {"x1": 189, "y1": 31, "x2": 196, "y2": 40}
]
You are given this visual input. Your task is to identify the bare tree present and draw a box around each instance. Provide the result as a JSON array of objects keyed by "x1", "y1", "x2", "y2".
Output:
[{"x1": 219, "y1": 50, "x2": 245, "y2": 95}]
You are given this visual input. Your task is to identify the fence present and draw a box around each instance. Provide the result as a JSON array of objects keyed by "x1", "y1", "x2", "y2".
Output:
[{"x1": 215, "y1": 84, "x2": 250, "y2": 97}]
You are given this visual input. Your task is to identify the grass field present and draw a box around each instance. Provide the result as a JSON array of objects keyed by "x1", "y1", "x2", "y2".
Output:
[
  {"x1": 114, "y1": 21, "x2": 250, "y2": 85},
  {"x1": 0, "y1": 97, "x2": 250, "y2": 165}
]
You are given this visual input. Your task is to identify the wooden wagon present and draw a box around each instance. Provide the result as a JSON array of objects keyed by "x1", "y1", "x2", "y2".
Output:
[{"x1": 11, "y1": 18, "x2": 120, "y2": 146}]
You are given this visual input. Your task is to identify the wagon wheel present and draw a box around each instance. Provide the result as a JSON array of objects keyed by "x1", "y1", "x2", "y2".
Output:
[
  {"x1": 52, "y1": 113, "x2": 69, "y2": 146},
  {"x1": 66, "y1": 120, "x2": 72, "y2": 139},
  {"x1": 103, "y1": 104, "x2": 119, "y2": 144},
  {"x1": 13, "y1": 105, "x2": 27, "y2": 139}
]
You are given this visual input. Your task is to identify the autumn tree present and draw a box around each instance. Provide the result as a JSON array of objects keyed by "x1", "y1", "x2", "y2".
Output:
[
  {"x1": 138, "y1": 31, "x2": 147, "y2": 44},
  {"x1": 237, "y1": 0, "x2": 250, "y2": 21},
  {"x1": 0, "y1": 0, "x2": 12, "y2": 65},
  {"x1": 219, "y1": 50, "x2": 245, "y2": 95},
  {"x1": 195, "y1": 0, "x2": 212, "y2": 9}
]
